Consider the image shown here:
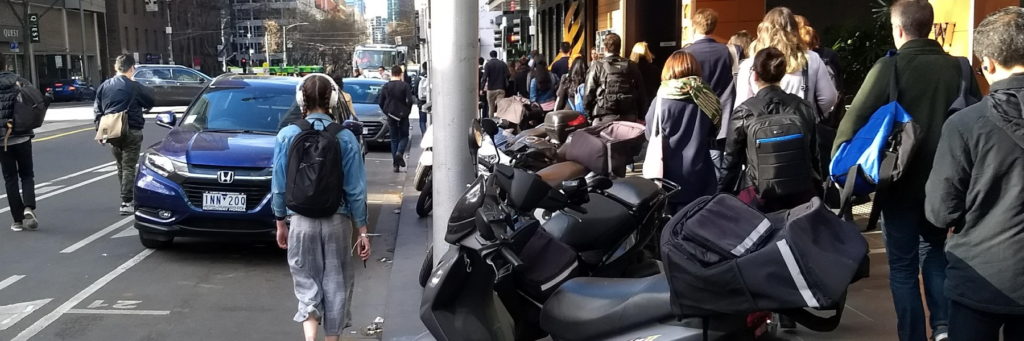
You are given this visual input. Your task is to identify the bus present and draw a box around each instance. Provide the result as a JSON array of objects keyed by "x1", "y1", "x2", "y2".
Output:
[{"x1": 353, "y1": 44, "x2": 408, "y2": 79}]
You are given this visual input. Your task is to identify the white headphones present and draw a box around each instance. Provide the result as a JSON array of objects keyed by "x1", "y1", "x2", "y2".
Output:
[{"x1": 295, "y1": 73, "x2": 340, "y2": 109}]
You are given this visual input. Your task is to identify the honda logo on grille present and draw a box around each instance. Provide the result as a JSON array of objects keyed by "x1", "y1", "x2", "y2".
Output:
[{"x1": 217, "y1": 171, "x2": 235, "y2": 184}]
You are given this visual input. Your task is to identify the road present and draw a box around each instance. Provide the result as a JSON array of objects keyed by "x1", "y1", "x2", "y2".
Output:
[{"x1": 0, "y1": 104, "x2": 406, "y2": 340}]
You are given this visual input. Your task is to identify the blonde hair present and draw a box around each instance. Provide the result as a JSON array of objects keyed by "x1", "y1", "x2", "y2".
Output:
[
  {"x1": 749, "y1": 7, "x2": 807, "y2": 73},
  {"x1": 630, "y1": 42, "x2": 654, "y2": 64},
  {"x1": 794, "y1": 15, "x2": 820, "y2": 49}
]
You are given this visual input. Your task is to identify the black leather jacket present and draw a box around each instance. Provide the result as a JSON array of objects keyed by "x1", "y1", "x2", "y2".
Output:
[{"x1": 93, "y1": 75, "x2": 155, "y2": 130}]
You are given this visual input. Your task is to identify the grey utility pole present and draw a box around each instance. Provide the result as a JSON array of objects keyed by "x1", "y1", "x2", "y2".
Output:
[
  {"x1": 282, "y1": 22, "x2": 308, "y2": 68},
  {"x1": 429, "y1": 0, "x2": 477, "y2": 264},
  {"x1": 79, "y1": 0, "x2": 87, "y2": 80},
  {"x1": 165, "y1": 0, "x2": 174, "y2": 65}
]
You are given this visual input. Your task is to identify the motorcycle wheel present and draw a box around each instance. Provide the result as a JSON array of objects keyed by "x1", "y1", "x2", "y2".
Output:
[
  {"x1": 418, "y1": 246, "x2": 433, "y2": 288},
  {"x1": 416, "y1": 181, "x2": 433, "y2": 217}
]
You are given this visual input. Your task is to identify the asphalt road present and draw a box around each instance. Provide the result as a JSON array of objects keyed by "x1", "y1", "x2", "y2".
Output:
[{"x1": 0, "y1": 112, "x2": 406, "y2": 340}]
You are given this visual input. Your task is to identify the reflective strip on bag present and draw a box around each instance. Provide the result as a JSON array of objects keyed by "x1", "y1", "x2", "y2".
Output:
[{"x1": 777, "y1": 239, "x2": 820, "y2": 308}]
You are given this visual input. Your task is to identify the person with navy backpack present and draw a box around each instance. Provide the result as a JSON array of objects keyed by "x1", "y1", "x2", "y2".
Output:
[
  {"x1": 831, "y1": 2, "x2": 980, "y2": 340},
  {"x1": 273, "y1": 74, "x2": 370, "y2": 341},
  {"x1": 926, "y1": 7, "x2": 1024, "y2": 340},
  {"x1": 720, "y1": 47, "x2": 820, "y2": 212}
]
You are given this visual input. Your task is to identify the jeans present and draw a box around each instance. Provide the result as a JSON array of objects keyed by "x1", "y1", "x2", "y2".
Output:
[
  {"x1": 949, "y1": 300, "x2": 1024, "y2": 340},
  {"x1": 0, "y1": 141, "x2": 35, "y2": 222},
  {"x1": 388, "y1": 118, "x2": 410, "y2": 165},
  {"x1": 419, "y1": 110, "x2": 428, "y2": 135},
  {"x1": 111, "y1": 129, "x2": 143, "y2": 203},
  {"x1": 882, "y1": 204, "x2": 949, "y2": 341}
]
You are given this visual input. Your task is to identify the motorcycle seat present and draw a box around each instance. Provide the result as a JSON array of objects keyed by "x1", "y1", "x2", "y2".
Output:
[
  {"x1": 544, "y1": 193, "x2": 634, "y2": 252},
  {"x1": 540, "y1": 274, "x2": 673, "y2": 341},
  {"x1": 605, "y1": 177, "x2": 660, "y2": 208}
]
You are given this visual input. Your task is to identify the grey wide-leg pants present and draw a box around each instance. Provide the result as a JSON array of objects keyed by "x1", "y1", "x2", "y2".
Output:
[{"x1": 287, "y1": 214, "x2": 355, "y2": 336}]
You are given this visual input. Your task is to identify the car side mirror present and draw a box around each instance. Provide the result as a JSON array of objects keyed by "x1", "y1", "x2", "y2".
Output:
[{"x1": 155, "y1": 111, "x2": 177, "y2": 129}]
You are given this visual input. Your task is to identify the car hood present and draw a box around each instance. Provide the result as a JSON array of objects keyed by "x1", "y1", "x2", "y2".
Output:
[
  {"x1": 353, "y1": 103, "x2": 384, "y2": 120},
  {"x1": 157, "y1": 128, "x2": 276, "y2": 168}
]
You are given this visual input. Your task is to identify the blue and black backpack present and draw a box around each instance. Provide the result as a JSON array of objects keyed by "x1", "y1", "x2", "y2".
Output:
[{"x1": 829, "y1": 52, "x2": 976, "y2": 230}]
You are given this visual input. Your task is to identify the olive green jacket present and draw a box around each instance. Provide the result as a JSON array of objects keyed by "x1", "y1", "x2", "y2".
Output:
[{"x1": 832, "y1": 39, "x2": 981, "y2": 201}]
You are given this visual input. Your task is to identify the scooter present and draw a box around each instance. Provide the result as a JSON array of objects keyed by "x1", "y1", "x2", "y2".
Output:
[
  {"x1": 414, "y1": 125, "x2": 434, "y2": 217},
  {"x1": 420, "y1": 163, "x2": 776, "y2": 340}
]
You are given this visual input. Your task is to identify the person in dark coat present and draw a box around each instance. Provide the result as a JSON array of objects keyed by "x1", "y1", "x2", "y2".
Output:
[
  {"x1": 0, "y1": 57, "x2": 43, "y2": 231},
  {"x1": 644, "y1": 50, "x2": 720, "y2": 213},
  {"x1": 683, "y1": 8, "x2": 734, "y2": 97},
  {"x1": 551, "y1": 42, "x2": 572, "y2": 79},
  {"x1": 631, "y1": 42, "x2": 659, "y2": 105},
  {"x1": 925, "y1": 7, "x2": 1024, "y2": 341},
  {"x1": 720, "y1": 47, "x2": 820, "y2": 212},
  {"x1": 378, "y1": 66, "x2": 414, "y2": 172}
]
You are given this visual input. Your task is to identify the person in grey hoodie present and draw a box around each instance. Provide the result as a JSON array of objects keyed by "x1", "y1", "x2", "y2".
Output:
[
  {"x1": 0, "y1": 57, "x2": 43, "y2": 231},
  {"x1": 925, "y1": 7, "x2": 1024, "y2": 340}
]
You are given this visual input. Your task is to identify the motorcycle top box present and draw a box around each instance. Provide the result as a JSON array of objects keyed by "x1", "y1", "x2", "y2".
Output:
[{"x1": 542, "y1": 110, "x2": 589, "y2": 144}]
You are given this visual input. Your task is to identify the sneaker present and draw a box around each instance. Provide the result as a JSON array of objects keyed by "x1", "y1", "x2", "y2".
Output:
[
  {"x1": 23, "y1": 208, "x2": 38, "y2": 230},
  {"x1": 398, "y1": 157, "x2": 407, "y2": 168},
  {"x1": 119, "y1": 202, "x2": 134, "y2": 216},
  {"x1": 393, "y1": 166, "x2": 400, "y2": 173},
  {"x1": 10, "y1": 222, "x2": 23, "y2": 232},
  {"x1": 934, "y1": 332, "x2": 948, "y2": 341}
]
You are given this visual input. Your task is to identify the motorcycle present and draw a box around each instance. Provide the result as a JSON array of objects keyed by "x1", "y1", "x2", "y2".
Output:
[
  {"x1": 420, "y1": 159, "x2": 776, "y2": 340},
  {"x1": 414, "y1": 125, "x2": 434, "y2": 217}
]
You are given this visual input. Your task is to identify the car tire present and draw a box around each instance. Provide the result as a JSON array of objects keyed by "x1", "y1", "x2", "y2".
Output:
[
  {"x1": 139, "y1": 231, "x2": 173, "y2": 249},
  {"x1": 416, "y1": 181, "x2": 432, "y2": 217}
]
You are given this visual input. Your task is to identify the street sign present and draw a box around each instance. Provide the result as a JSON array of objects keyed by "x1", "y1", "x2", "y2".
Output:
[
  {"x1": 9, "y1": 42, "x2": 17, "y2": 50},
  {"x1": 1, "y1": 26, "x2": 21, "y2": 42},
  {"x1": 165, "y1": 27, "x2": 172, "y2": 34},
  {"x1": 145, "y1": 0, "x2": 158, "y2": 12},
  {"x1": 28, "y1": 13, "x2": 39, "y2": 43}
]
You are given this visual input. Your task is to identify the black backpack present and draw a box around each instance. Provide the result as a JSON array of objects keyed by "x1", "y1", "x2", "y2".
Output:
[
  {"x1": 12, "y1": 78, "x2": 47, "y2": 132},
  {"x1": 741, "y1": 95, "x2": 814, "y2": 199},
  {"x1": 285, "y1": 119, "x2": 347, "y2": 218},
  {"x1": 596, "y1": 56, "x2": 637, "y2": 115}
]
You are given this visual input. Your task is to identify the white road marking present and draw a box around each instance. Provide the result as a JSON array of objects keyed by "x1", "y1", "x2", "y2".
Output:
[
  {"x1": 110, "y1": 226, "x2": 139, "y2": 239},
  {"x1": 33, "y1": 186, "x2": 65, "y2": 195},
  {"x1": 60, "y1": 217, "x2": 134, "y2": 253},
  {"x1": 0, "y1": 275, "x2": 25, "y2": 291},
  {"x1": 0, "y1": 171, "x2": 118, "y2": 214},
  {"x1": 65, "y1": 309, "x2": 170, "y2": 315},
  {"x1": 11, "y1": 249, "x2": 155, "y2": 341},
  {"x1": 93, "y1": 165, "x2": 118, "y2": 173},
  {"x1": 0, "y1": 162, "x2": 114, "y2": 201},
  {"x1": 0, "y1": 299, "x2": 53, "y2": 331}
]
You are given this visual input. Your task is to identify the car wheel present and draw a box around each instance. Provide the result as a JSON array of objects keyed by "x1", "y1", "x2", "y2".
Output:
[
  {"x1": 139, "y1": 231, "x2": 173, "y2": 249},
  {"x1": 416, "y1": 181, "x2": 432, "y2": 217},
  {"x1": 418, "y1": 246, "x2": 433, "y2": 288}
]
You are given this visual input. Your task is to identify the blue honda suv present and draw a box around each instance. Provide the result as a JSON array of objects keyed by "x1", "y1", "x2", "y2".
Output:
[{"x1": 133, "y1": 75, "x2": 358, "y2": 248}]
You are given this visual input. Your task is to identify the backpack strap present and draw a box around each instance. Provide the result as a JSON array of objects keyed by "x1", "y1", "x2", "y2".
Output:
[
  {"x1": 294, "y1": 119, "x2": 314, "y2": 131},
  {"x1": 888, "y1": 52, "x2": 899, "y2": 103},
  {"x1": 323, "y1": 121, "x2": 346, "y2": 137}
]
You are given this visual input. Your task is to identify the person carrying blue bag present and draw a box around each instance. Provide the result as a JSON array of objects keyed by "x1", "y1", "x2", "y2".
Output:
[{"x1": 830, "y1": 2, "x2": 980, "y2": 341}]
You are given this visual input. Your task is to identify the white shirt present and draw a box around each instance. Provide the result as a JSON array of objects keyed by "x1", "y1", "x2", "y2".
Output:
[{"x1": 734, "y1": 50, "x2": 838, "y2": 115}]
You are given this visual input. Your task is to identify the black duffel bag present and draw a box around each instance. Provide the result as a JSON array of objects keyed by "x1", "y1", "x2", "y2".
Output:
[
  {"x1": 660, "y1": 194, "x2": 867, "y2": 330},
  {"x1": 558, "y1": 121, "x2": 646, "y2": 177}
]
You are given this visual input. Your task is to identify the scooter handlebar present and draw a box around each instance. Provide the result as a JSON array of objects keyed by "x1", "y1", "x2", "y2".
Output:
[{"x1": 499, "y1": 246, "x2": 524, "y2": 268}]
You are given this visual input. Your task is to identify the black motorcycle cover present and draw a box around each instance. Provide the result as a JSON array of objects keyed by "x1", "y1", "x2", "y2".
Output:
[{"x1": 660, "y1": 195, "x2": 867, "y2": 317}]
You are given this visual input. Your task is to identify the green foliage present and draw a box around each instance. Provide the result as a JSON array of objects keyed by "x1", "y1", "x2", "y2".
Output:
[{"x1": 825, "y1": 0, "x2": 894, "y2": 102}]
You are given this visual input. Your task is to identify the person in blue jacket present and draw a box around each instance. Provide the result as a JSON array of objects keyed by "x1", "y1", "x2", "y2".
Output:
[
  {"x1": 530, "y1": 56, "x2": 559, "y2": 108},
  {"x1": 272, "y1": 74, "x2": 370, "y2": 341}
]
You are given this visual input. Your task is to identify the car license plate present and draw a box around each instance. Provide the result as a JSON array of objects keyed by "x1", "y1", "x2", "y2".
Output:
[{"x1": 202, "y1": 192, "x2": 247, "y2": 212}]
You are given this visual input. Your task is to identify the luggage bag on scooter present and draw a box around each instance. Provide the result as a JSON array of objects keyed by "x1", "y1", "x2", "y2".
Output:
[
  {"x1": 660, "y1": 195, "x2": 867, "y2": 321},
  {"x1": 559, "y1": 121, "x2": 646, "y2": 177}
]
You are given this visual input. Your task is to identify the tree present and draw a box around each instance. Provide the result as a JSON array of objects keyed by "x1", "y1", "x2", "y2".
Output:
[
  {"x1": 264, "y1": 20, "x2": 282, "y2": 54},
  {"x1": 288, "y1": 9, "x2": 368, "y2": 74}
]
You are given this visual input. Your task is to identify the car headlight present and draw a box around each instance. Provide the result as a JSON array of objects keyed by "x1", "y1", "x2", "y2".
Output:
[{"x1": 145, "y1": 152, "x2": 178, "y2": 177}]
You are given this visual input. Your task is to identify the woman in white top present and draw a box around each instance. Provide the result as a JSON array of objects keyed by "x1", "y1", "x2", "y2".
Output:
[{"x1": 734, "y1": 7, "x2": 837, "y2": 115}]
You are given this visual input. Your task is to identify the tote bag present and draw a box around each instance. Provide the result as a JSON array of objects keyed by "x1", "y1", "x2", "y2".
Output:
[{"x1": 642, "y1": 98, "x2": 664, "y2": 179}]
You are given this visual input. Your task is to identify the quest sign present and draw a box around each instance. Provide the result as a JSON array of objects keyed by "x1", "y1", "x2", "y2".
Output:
[{"x1": 1, "y1": 26, "x2": 22, "y2": 42}]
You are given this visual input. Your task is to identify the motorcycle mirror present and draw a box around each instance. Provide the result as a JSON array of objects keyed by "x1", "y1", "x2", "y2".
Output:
[
  {"x1": 589, "y1": 176, "x2": 614, "y2": 191},
  {"x1": 481, "y1": 119, "x2": 500, "y2": 137}
]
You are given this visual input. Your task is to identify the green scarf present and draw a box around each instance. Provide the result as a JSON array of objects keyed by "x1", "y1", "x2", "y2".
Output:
[{"x1": 656, "y1": 77, "x2": 721, "y2": 129}]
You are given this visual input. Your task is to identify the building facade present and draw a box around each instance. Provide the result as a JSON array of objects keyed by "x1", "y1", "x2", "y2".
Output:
[
  {"x1": 370, "y1": 16, "x2": 388, "y2": 44},
  {"x1": 231, "y1": 0, "x2": 323, "y2": 66},
  {"x1": 2, "y1": 0, "x2": 106, "y2": 87},
  {"x1": 345, "y1": 0, "x2": 366, "y2": 18},
  {"x1": 388, "y1": 0, "x2": 414, "y2": 23}
]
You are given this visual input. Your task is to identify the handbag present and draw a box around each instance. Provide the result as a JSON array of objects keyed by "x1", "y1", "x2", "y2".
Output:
[
  {"x1": 95, "y1": 84, "x2": 136, "y2": 143},
  {"x1": 642, "y1": 97, "x2": 664, "y2": 179}
]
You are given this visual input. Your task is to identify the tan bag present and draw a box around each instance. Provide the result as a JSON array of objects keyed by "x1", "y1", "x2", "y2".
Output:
[{"x1": 95, "y1": 111, "x2": 127, "y2": 143}]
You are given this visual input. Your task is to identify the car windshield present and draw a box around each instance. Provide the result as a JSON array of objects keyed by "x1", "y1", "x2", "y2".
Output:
[
  {"x1": 181, "y1": 87, "x2": 297, "y2": 133},
  {"x1": 354, "y1": 50, "x2": 397, "y2": 70},
  {"x1": 344, "y1": 83, "x2": 383, "y2": 104}
]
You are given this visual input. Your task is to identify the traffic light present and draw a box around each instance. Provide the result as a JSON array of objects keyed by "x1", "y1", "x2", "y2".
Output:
[
  {"x1": 240, "y1": 58, "x2": 247, "y2": 67},
  {"x1": 510, "y1": 16, "x2": 522, "y2": 44},
  {"x1": 494, "y1": 28, "x2": 503, "y2": 48}
]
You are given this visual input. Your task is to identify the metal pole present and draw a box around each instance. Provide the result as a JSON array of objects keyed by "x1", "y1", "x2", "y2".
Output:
[
  {"x1": 429, "y1": 0, "x2": 476, "y2": 264},
  {"x1": 165, "y1": 0, "x2": 174, "y2": 65},
  {"x1": 221, "y1": 16, "x2": 227, "y2": 72},
  {"x1": 282, "y1": 22, "x2": 307, "y2": 68},
  {"x1": 79, "y1": 0, "x2": 87, "y2": 80}
]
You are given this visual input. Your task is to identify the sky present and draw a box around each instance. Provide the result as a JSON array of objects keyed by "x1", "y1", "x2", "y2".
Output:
[{"x1": 365, "y1": 0, "x2": 388, "y2": 18}]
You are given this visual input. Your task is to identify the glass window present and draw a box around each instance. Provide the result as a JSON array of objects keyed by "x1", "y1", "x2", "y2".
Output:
[
  {"x1": 134, "y1": 70, "x2": 155, "y2": 80},
  {"x1": 343, "y1": 82, "x2": 383, "y2": 104},
  {"x1": 173, "y1": 69, "x2": 205, "y2": 82},
  {"x1": 353, "y1": 50, "x2": 397, "y2": 70},
  {"x1": 181, "y1": 87, "x2": 297, "y2": 133},
  {"x1": 147, "y1": 68, "x2": 172, "y2": 80}
]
